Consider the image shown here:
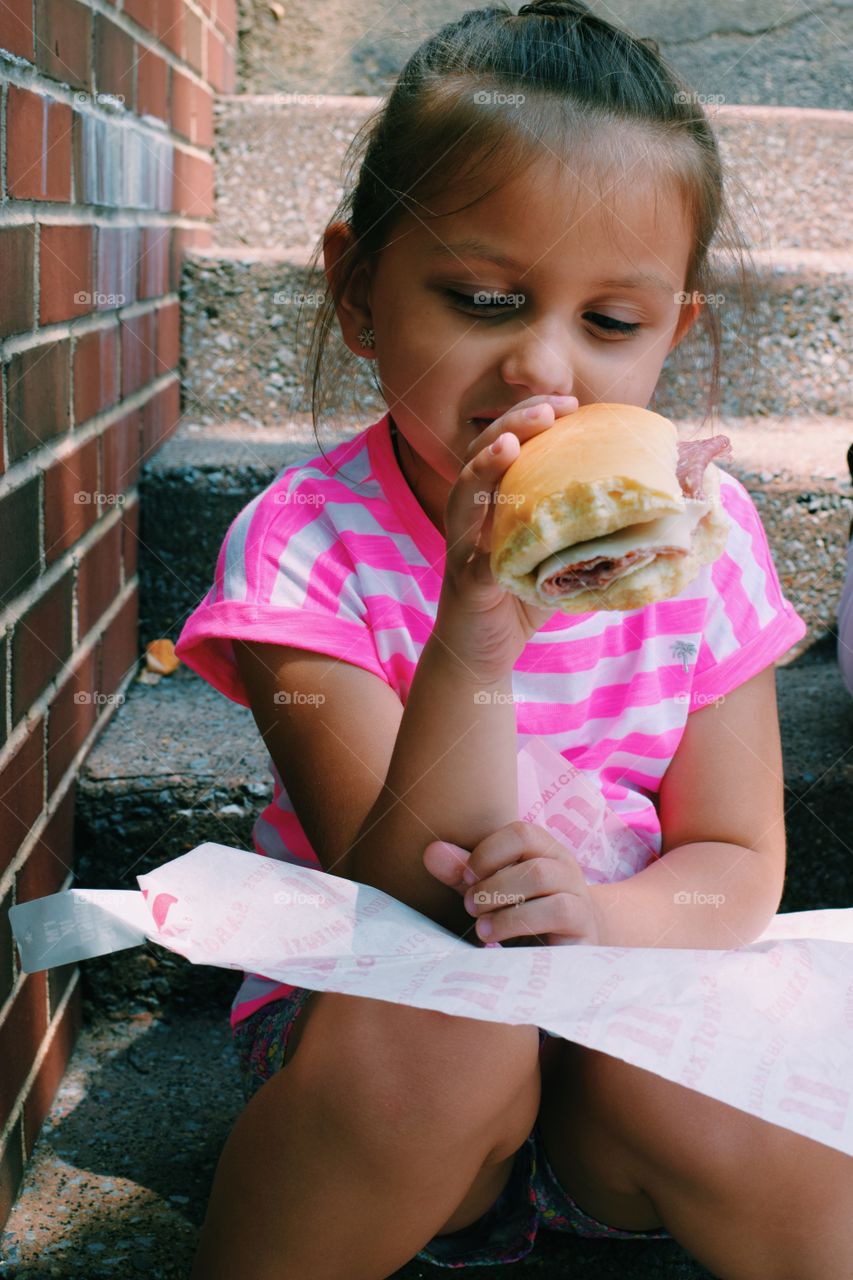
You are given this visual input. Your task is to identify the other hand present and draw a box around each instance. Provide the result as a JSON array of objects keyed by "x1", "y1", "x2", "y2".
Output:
[{"x1": 423, "y1": 820, "x2": 602, "y2": 947}]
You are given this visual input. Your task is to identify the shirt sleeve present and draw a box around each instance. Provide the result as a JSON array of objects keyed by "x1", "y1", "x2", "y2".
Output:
[
  {"x1": 174, "y1": 473, "x2": 386, "y2": 707},
  {"x1": 689, "y1": 471, "x2": 807, "y2": 704}
]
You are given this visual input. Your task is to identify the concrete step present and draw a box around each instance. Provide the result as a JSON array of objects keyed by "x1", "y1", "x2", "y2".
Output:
[
  {"x1": 211, "y1": 96, "x2": 853, "y2": 255},
  {"x1": 136, "y1": 414, "x2": 853, "y2": 652},
  {"x1": 179, "y1": 243, "x2": 852, "y2": 425},
  {"x1": 235, "y1": 0, "x2": 853, "y2": 110}
]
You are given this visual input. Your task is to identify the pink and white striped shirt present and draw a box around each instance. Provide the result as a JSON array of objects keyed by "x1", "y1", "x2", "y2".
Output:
[{"x1": 176, "y1": 411, "x2": 807, "y2": 1030}]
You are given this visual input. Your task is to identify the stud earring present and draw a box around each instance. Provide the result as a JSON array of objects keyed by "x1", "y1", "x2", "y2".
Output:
[{"x1": 358, "y1": 326, "x2": 375, "y2": 349}]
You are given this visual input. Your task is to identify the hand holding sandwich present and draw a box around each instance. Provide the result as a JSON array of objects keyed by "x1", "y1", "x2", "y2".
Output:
[{"x1": 435, "y1": 394, "x2": 579, "y2": 682}]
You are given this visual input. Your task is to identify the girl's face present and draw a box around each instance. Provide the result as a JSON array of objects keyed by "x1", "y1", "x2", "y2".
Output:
[{"x1": 332, "y1": 146, "x2": 698, "y2": 532}]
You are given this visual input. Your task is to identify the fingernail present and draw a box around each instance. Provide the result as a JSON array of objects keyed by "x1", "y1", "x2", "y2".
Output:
[
  {"x1": 478, "y1": 917, "x2": 493, "y2": 939},
  {"x1": 462, "y1": 866, "x2": 477, "y2": 886},
  {"x1": 489, "y1": 434, "x2": 506, "y2": 455},
  {"x1": 524, "y1": 405, "x2": 547, "y2": 420}
]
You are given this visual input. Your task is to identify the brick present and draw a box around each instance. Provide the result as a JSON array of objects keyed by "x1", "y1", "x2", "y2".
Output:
[
  {"x1": 46, "y1": 957, "x2": 80, "y2": 1034},
  {"x1": 24, "y1": 984, "x2": 81, "y2": 1157},
  {"x1": 6, "y1": 86, "x2": 73, "y2": 202},
  {"x1": 6, "y1": 339, "x2": 71, "y2": 464},
  {"x1": 0, "y1": 972, "x2": 49, "y2": 1138},
  {"x1": 136, "y1": 43, "x2": 169, "y2": 122},
  {"x1": 172, "y1": 148, "x2": 214, "y2": 217},
  {"x1": 39, "y1": 224, "x2": 94, "y2": 326},
  {"x1": 45, "y1": 651, "x2": 97, "y2": 794},
  {"x1": 19, "y1": 781, "x2": 76, "y2": 898},
  {"x1": 96, "y1": 226, "x2": 138, "y2": 311},
  {"x1": 76, "y1": 520, "x2": 121, "y2": 639},
  {"x1": 0, "y1": 1116, "x2": 24, "y2": 1233},
  {"x1": 0, "y1": 478, "x2": 40, "y2": 610},
  {"x1": 206, "y1": 25, "x2": 227, "y2": 93},
  {"x1": 72, "y1": 111, "x2": 124, "y2": 208},
  {"x1": 0, "y1": 717, "x2": 44, "y2": 875},
  {"x1": 43, "y1": 435, "x2": 99, "y2": 564},
  {"x1": 0, "y1": 227, "x2": 35, "y2": 339},
  {"x1": 184, "y1": 6, "x2": 203, "y2": 75},
  {"x1": 171, "y1": 70, "x2": 213, "y2": 147},
  {"x1": 100, "y1": 407, "x2": 142, "y2": 499},
  {"x1": 99, "y1": 590, "x2": 138, "y2": 696},
  {"x1": 73, "y1": 324, "x2": 120, "y2": 425},
  {"x1": 141, "y1": 378, "x2": 180, "y2": 459},
  {"x1": 121, "y1": 495, "x2": 139, "y2": 582},
  {"x1": 157, "y1": 0, "x2": 185, "y2": 59},
  {"x1": 156, "y1": 300, "x2": 180, "y2": 375},
  {"x1": 11, "y1": 575, "x2": 73, "y2": 725},
  {"x1": 94, "y1": 15, "x2": 135, "y2": 109},
  {"x1": 216, "y1": 0, "x2": 237, "y2": 45},
  {"x1": 122, "y1": 0, "x2": 157, "y2": 35},
  {"x1": 0, "y1": 0, "x2": 35, "y2": 60},
  {"x1": 121, "y1": 310, "x2": 158, "y2": 397},
  {"x1": 34, "y1": 0, "x2": 93, "y2": 92},
  {"x1": 138, "y1": 226, "x2": 171, "y2": 299}
]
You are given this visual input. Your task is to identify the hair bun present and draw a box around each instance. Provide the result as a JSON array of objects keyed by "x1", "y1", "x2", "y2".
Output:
[{"x1": 517, "y1": 1, "x2": 593, "y2": 17}]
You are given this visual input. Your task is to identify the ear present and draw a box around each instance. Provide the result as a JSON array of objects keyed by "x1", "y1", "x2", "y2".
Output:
[
  {"x1": 323, "y1": 221, "x2": 376, "y2": 359},
  {"x1": 669, "y1": 296, "x2": 701, "y2": 351}
]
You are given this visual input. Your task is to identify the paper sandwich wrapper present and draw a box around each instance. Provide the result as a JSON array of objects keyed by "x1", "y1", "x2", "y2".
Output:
[{"x1": 9, "y1": 737, "x2": 853, "y2": 1159}]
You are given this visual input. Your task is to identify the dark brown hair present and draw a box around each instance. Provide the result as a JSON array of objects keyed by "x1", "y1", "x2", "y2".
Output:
[{"x1": 299, "y1": 0, "x2": 757, "y2": 446}]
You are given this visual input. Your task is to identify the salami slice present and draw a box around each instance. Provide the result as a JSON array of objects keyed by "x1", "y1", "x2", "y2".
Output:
[{"x1": 676, "y1": 435, "x2": 732, "y2": 498}]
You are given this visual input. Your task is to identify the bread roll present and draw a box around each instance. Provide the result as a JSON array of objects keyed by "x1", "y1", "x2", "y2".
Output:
[{"x1": 489, "y1": 403, "x2": 731, "y2": 613}]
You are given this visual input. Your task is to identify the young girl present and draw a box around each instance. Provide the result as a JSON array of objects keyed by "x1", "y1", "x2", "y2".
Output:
[{"x1": 177, "y1": 3, "x2": 852, "y2": 1276}]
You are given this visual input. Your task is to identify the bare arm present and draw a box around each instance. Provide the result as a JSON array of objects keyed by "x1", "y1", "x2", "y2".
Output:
[{"x1": 349, "y1": 634, "x2": 519, "y2": 939}]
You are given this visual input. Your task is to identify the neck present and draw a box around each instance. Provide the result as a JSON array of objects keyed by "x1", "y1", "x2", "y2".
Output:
[{"x1": 388, "y1": 415, "x2": 446, "y2": 536}]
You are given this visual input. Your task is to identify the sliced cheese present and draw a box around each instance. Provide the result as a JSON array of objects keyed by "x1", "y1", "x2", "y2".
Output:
[{"x1": 535, "y1": 498, "x2": 711, "y2": 593}]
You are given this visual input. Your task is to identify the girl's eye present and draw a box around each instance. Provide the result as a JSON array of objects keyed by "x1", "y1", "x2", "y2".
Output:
[
  {"x1": 444, "y1": 289, "x2": 520, "y2": 314},
  {"x1": 444, "y1": 292, "x2": 641, "y2": 336},
  {"x1": 585, "y1": 313, "x2": 641, "y2": 336}
]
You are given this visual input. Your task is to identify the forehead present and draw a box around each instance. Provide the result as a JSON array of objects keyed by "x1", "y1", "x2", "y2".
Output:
[{"x1": 399, "y1": 139, "x2": 694, "y2": 287}]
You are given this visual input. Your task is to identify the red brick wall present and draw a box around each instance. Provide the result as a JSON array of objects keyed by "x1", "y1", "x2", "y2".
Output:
[{"x1": 0, "y1": 0, "x2": 234, "y2": 1230}]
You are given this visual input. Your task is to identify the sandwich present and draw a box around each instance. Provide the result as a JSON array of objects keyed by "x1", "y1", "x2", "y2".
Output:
[{"x1": 489, "y1": 403, "x2": 732, "y2": 613}]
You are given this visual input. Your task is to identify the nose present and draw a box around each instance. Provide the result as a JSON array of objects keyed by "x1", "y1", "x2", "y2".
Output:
[{"x1": 499, "y1": 316, "x2": 576, "y2": 400}]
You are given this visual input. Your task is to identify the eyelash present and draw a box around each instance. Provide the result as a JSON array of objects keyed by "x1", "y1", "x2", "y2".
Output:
[{"x1": 443, "y1": 289, "x2": 641, "y2": 335}]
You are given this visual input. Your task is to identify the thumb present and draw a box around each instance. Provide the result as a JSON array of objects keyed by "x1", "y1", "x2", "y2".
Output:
[{"x1": 423, "y1": 840, "x2": 475, "y2": 894}]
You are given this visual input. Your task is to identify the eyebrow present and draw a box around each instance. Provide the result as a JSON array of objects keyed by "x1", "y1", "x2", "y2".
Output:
[{"x1": 428, "y1": 238, "x2": 676, "y2": 294}]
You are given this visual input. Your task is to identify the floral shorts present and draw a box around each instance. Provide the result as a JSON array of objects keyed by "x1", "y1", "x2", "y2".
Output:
[{"x1": 232, "y1": 988, "x2": 672, "y2": 1268}]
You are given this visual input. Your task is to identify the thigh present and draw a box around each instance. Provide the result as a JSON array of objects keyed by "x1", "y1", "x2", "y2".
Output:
[
  {"x1": 537, "y1": 1039, "x2": 667, "y2": 1230},
  {"x1": 236, "y1": 988, "x2": 543, "y2": 1165}
]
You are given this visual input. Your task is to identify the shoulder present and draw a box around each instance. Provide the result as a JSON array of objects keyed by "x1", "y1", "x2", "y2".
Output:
[
  {"x1": 226, "y1": 426, "x2": 383, "y2": 563},
  {"x1": 709, "y1": 467, "x2": 787, "y2": 604}
]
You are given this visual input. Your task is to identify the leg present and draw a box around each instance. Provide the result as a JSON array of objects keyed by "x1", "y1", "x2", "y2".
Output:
[
  {"x1": 190, "y1": 993, "x2": 542, "y2": 1280},
  {"x1": 538, "y1": 1039, "x2": 853, "y2": 1280}
]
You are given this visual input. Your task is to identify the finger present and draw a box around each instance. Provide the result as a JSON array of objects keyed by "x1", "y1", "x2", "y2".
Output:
[
  {"x1": 443, "y1": 432, "x2": 523, "y2": 579},
  {"x1": 472, "y1": 891, "x2": 590, "y2": 946},
  {"x1": 463, "y1": 856, "x2": 557, "y2": 915},
  {"x1": 422, "y1": 840, "x2": 474, "y2": 896},
  {"x1": 467, "y1": 821, "x2": 569, "y2": 884},
  {"x1": 464, "y1": 395, "x2": 580, "y2": 462}
]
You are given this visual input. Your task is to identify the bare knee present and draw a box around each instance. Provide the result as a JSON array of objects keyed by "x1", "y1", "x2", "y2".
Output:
[{"x1": 289, "y1": 992, "x2": 541, "y2": 1163}]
